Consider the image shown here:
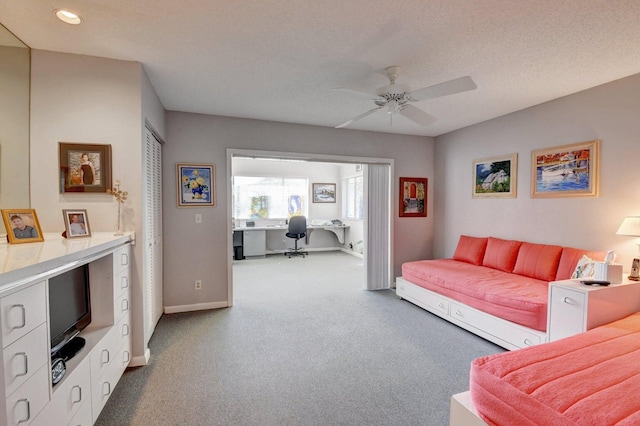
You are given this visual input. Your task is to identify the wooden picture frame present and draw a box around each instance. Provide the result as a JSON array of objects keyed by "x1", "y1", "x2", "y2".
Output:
[
  {"x1": 473, "y1": 153, "x2": 517, "y2": 198},
  {"x1": 399, "y1": 177, "x2": 427, "y2": 217},
  {"x1": 177, "y1": 163, "x2": 215, "y2": 207},
  {"x1": 312, "y1": 183, "x2": 336, "y2": 203},
  {"x1": 62, "y1": 209, "x2": 91, "y2": 238},
  {"x1": 2, "y1": 209, "x2": 44, "y2": 244},
  {"x1": 59, "y1": 142, "x2": 112, "y2": 193},
  {"x1": 531, "y1": 139, "x2": 600, "y2": 198}
]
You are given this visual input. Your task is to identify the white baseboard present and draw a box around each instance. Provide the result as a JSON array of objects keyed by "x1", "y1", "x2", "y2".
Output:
[
  {"x1": 129, "y1": 348, "x2": 151, "y2": 367},
  {"x1": 340, "y1": 248, "x2": 364, "y2": 258},
  {"x1": 163, "y1": 301, "x2": 229, "y2": 314}
]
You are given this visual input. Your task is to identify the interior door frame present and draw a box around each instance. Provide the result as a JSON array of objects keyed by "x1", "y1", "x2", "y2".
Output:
[{"x1": 226, "y1": 148, "x2": 394, "y2": 305}]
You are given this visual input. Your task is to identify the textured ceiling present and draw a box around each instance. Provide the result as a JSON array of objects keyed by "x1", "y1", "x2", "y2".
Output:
[{"x1": 2, "y1": 0, "x2": 640, "y2": 137}]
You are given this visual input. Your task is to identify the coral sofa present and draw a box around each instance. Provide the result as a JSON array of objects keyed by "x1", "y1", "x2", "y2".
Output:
[{"x1": 396, "y1": 235, "x2": 604, "y2": 350}]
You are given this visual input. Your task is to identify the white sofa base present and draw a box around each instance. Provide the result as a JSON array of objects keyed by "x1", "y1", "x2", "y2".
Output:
[
  {"x1": 396, "y1": 276, "x2": 546, "y2": 350},
  {"x1": 449, "y1": 392, "x2": 487, "y2": 426}
]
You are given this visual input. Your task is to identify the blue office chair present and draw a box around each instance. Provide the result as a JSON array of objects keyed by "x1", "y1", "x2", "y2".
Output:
[{"x1": 285, "y1": 216, "x2": 309, "y2": 258}]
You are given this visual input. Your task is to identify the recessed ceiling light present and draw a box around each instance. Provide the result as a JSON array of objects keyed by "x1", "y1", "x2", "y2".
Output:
[{"x1": 55, "y1": 9, "x2": 82, "y2": 25}]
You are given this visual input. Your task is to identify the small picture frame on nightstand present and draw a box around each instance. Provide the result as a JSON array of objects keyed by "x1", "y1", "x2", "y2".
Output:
[{"x1": 629, "y1": 258, "x2": 639, "y2": 281}]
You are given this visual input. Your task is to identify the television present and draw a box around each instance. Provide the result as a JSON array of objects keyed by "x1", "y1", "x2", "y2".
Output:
[{"x1": 48, "y1": 264, "x2": 91, "y2": 359}]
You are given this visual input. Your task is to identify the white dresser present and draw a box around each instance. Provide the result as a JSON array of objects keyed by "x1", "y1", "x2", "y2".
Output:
[
  {"x1": 547, "y1": 278, "x2": 640, "y2": 342},
  {"x1": 0, "y1": 233, "x2": 132, "y2": 425}
]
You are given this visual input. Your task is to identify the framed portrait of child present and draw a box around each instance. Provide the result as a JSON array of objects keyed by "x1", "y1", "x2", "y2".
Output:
[{"x1": 2, "y1": 209, "x2": 45, "y2": 244}]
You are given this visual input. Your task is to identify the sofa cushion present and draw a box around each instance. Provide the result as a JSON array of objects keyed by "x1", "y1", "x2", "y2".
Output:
[
  {"x1": 556, "y1": 247, "x2": 606, "y2": 280},
  {"x1": 513, "y1": 242, "x2": 563, "y2": 282},
  {"x1": 483, "y1": 237, "x2": 522, "y2": 272},
  {"x1": 453, "y1": 235, "x2": 488, "y2": 265}
]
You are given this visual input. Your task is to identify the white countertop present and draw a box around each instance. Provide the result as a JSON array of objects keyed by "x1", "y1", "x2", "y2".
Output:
[{"x1": 0, "y1": 232, "x2": 132, "y2": 290}]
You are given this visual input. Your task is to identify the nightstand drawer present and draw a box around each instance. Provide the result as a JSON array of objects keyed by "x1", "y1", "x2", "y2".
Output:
[{"x1": 549, "y1": 286, "x2": 586, "y2": 341}]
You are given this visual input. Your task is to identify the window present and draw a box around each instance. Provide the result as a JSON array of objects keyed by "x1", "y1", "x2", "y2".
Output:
[
  {"x1": 233, "y1": 176, "x2": 308, "y2": 219},
  {"x1": 343, "y1": 175, "x2": 363, "y2": 220}
]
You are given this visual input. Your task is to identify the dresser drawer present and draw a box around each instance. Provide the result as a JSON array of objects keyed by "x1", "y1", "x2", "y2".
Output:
[
  {"x1": 548, "y1": 286, "x2": 587, "y2": 341},
  {"x1": 3, "y1": 324, "x2": 48, "y2": 396},
  {"x1": 114, "y1": 287, "x2": 130, "y2": 324},
  {"x1": 450, "y1": 301, "x2": 542, "y2": 348},
  {"x1": 112, "y1": 245, "x2": 130, "y2": 277},
  {"x1": 114, "y1": 269, "x2": 130, "y2": 300},
  {"x1": 67, "y1": 397, "x2": 93, "y2": 426},
  {"x1": 5, "y1": 364, "x2": 50, "y2": 426},
  {"x1": 1, "y1": 282, "x2": 47, "y2": 348},
  {"x1": 91, "y1": 342, "x2": 130, "y2": 422},
  {"x1": 31, "y1": 356, "x2": 91, "y2": 426}
]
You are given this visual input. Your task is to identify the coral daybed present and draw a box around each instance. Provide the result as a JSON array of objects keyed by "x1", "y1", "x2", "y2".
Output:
[
  {"x1": 396, "y1": 235, "x2": 604, "y2": 350},
  {"x1": 451, "y1": 312, "x2": 640, "y2": 425}
]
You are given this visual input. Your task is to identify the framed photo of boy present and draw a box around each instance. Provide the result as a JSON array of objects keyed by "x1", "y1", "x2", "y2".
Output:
[
  {"x1": 62, "y1": 209, "x2": 91, "y2": 238},
  {"x1": 2, "y1": 209, "x2": 44, "y2": 244},
  {"x1": 59, "y1": 142, "x2": 112, "y2": 193},
  {"x1": 177, "y1": 163, "x2": 215, "y2": 207}
]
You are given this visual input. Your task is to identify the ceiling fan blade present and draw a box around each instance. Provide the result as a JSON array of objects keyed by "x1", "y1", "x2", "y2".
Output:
[
  {"x1": 332, "y1": 88, "x2": 384, "y2": 101},
  {"x1": 399, "y1": 104, "x2": 437, "y2": 126},
  {"x1": 336, "y1": 107, "x2": 383, "y2": 129},
  {"x1": 408, "y1": 76, "x2": 477, "y2": 102}
]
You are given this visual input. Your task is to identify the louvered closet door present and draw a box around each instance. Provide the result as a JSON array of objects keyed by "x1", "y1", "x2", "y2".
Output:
[{"x1": 143, "y1": 127, "x2": 163, "y2": 346}]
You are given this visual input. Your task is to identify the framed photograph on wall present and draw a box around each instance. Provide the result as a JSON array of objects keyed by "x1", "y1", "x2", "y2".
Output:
[
  {"x1": 62, "y1": 209, "x2": 91, "y2": 238},
  {"x1": 531, "y1": 139, "x2": 600, "y2": 198},
  {"x1": 312, "y1": 183, "x2": 336, "y2": 203},
  {"x1": 177, "y1": 163, "x2": 215, "y2": 207},
  {"x1": 59, "y1": 142, "x2": 112, "y2": 193},
  {"x1": 1, "y1": 209, "x2": 44, "y2": 244},
  {"x1": 399, "y1": 177, "x2": 427, "y2": 217},
  {"x1": 472, "y1": 153, "x2": 517, "y2": 198}
]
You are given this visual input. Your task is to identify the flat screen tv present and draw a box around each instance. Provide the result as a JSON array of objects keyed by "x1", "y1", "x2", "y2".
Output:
[{"x1": 48, "y1": 264, "x2": 91, "y2": 358}]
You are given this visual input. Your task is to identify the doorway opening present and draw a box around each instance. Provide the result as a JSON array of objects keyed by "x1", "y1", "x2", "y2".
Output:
[{"x1": 227, "y1": 149, "x2": 393, "y2": 305}]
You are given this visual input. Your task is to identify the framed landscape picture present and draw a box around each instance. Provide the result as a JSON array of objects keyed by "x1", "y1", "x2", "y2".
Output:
[
  {"x1": 59, "y1": 142, "x2": 112, "y2": 193},
  {"x1": 312, "y1": 183, "x2": 336, "y2": 203},
  {"x1": 2, "y1": 209, "x2": 44, "y2": 244},
  {"x1": 177, "y1": 163, "x2": 215, "y2": 207},
  {"x1": 531, "y1": 140, "x2": 600, "y2": 198},
  {"x1": 473, "y1": 153, "x2": 517, "y2": 198},
  {"x1": 399, "y1": 177, "x2": 427, "y2": 217}
]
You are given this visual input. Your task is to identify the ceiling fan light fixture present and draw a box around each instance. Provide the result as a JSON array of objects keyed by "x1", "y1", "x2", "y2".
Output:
[{"x1": 55, "y1": 9, "x2": 83, "y2": 25}]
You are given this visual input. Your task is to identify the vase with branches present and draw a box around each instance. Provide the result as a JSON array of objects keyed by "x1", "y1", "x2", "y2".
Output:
[{"x1": 108, "y1": 180, "x2": 128, "y2": 236}]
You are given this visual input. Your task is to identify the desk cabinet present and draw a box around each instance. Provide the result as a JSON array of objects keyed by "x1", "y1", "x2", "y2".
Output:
[
  {"x1": 243, "y1": 230, "x2": 266, "y2": 257},
  {"x1": 547, "y1": 279, "x2": 640, "y2": 342}
]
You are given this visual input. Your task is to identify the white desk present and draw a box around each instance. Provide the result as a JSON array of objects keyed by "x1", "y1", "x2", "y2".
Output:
[{"x1": 233, "y1": 224, "x2": 349, "y2": 257}]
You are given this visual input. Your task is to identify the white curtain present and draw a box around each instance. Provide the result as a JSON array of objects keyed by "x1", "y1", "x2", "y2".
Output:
[{"x1": 365, "y1": 164, "x2": 391, "y2": 290}]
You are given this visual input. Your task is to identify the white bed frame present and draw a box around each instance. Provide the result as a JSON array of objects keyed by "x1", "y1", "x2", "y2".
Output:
[{"x1": 396, "y1": 276, "x2": 546, "y2": 350}]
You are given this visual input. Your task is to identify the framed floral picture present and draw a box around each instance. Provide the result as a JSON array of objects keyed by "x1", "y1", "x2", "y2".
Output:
[
  {"x1": 59, "y1": 142, "x2": 112, "y2": 193},
  {"x1": 473, "y1": 153, "x2": 517, "y2": 198},
  {"x1": 531, "y1": 139, "x2": 600, "y2": 198},
  {"x1": 62, "y1": 209, "x2": 91, "y2": 238},
  {"x1": 2, "y1": 209, "x2": 44, "y2": 244},
  {"x1": 399, "y1": 177, "x2": 427, "y2": 217},
  {"x1": 177, "y1": 163, "x2": 215, "y2": 207}
]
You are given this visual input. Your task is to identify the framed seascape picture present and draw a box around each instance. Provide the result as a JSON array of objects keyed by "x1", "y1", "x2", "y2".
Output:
[
  {"x1": 59, "y1": 142, "x2": 112, "y2": 193},
  {"x1": 1, "y1": 209, "x2": 44, "y2": 244},
  {"x1": 473, "y1": 153, "x2": 517, "y2": 198},
  {"x1": 531, "y1": 140, "x2": 600, "y2": 198},
  {"x1": 62, "y1": 209, "x2": 91, "y2": 238},
  {"x1": 177, "y1": 163, "x2": 215, "y2": 207},
  {"x1": 399, "y1": 177, "x2": 427, "y2": 217},
  {"x1": 312, "y1": 183, "x2": 336, "y2": 203}
]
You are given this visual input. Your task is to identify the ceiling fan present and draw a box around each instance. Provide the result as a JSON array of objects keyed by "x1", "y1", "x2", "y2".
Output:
[{"x1": 335, "y1": 66, "x2": 477, "y2": 129}]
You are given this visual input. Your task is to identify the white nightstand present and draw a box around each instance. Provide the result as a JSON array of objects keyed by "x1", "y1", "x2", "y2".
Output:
[{"x1": 547, "y1": 278, "x2": 640, "y2": 342}]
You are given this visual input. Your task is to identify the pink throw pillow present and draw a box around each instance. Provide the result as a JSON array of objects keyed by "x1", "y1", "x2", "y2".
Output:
[
  {"x1": 513, "y1": 242, "x2": 563, "y2": 282},
  {"x1": 482, "y1": 237, "x2": 522, "y2": 272},
  {"x1": 452, "y1": 235, "x2": 488, "y2": 265}
]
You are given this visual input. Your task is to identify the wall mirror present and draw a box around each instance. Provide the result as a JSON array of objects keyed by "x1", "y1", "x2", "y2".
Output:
[{"x1": 0, "y1": 23, "x2": 30, "y2": 210}]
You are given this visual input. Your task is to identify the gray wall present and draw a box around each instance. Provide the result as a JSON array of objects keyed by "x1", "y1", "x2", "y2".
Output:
[
  {"x1": 163, "y1": 112, "x2": 435, "y2": 309},
  {"x1": 434, "y1": 73, "x2": 640, "y2": 269}
]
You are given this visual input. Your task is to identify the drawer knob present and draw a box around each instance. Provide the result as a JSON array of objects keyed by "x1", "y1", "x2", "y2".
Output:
[
  {"x1": 563, "y1": 297, "x2": 573, "y2": 304},
  {"x1": 122, "y1": 299, "x2": 130, "y2": 312},
  {"x1": 438, "y1": 302, "x2": 445, "y2": 309},
  {"x1": 11, "y1": 304, "x2": 26, "y2": 329},
  {"x1": 17, "y1": 398, "x2": 30, "y2": 423},
  {"x1": 72, "y1": 385, "x2": 82, "y2": 404},
  {"x1": 15, "y1": 352, "x2": 28, "y2": 377},
  {"x1": 121, "y1": 276, "x2": 129, "y2": 289},
  {"x1": 103, "y1": 381, "x2": 112, "y2": 397},
  {"x1": 524, "y1": 339, "x2": 533, "y2": 346},
  {"x1": 101, "y1": 349, "x2": 110, "y2": 365},
  {"x1": 454, "y1": 310, "x2": 463, "y2": 317}
]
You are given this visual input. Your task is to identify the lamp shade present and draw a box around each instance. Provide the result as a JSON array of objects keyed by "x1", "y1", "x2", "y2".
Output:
[{"x1": 616, "y1": 216, "x2": 640, "y2": 236}]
